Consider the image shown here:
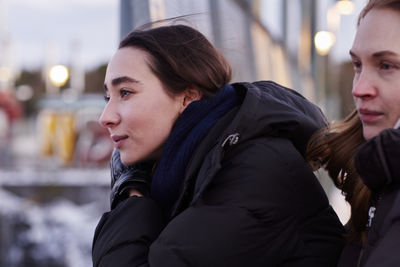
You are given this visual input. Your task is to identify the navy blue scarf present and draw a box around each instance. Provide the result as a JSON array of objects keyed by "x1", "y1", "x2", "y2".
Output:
[{"x1": 151, "y1": 85, "x2": 238, "y2": 214}]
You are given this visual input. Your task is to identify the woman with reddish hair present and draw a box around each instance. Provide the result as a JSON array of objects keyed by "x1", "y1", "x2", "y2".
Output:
[{"x1": 307, "y1": 0, "x2": 400, "y2": 265}]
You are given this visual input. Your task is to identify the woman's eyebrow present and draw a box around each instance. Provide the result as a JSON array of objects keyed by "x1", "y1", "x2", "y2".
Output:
[
  {"x1": 111, "y1": 76, "x2": 140, "y2": 86},
  {"x1": 104, "y1": 76, "x2": 140, "y2": 92},
  {"x1": 372, "y1": 50, "x2": 399, "y2": 59},
  {"x1": 349, "y1": 50, "x2": 400, "y2": 59},
  {"x1": 349, "y1": 50, "x2": 358, "y2": 58}
]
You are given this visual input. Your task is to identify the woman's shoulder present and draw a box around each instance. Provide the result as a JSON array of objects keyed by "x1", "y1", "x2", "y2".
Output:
[
  {"x1": 223, "y1": 135, "x2": 307, "y2": 172},
  {"x1": 212, "y1": 136, "x2": 323, "y2": 198}
]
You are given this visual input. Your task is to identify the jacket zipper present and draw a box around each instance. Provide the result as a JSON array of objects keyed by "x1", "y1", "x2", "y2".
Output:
[{"x1": 356, "y1": 132, "x2": 391, "y2": 266}]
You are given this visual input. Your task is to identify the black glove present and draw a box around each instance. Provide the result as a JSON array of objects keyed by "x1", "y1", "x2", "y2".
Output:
[
  {"x1": 110, "y1": 149, "x2": 155, "y2": 209},
  {"x1": 355, "y1": 128, "x2": 400, "y2": 192}
]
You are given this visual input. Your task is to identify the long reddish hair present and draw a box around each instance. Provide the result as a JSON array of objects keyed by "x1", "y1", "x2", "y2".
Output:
[
  {"x1": 307, "y1": 0, "x2": 400, "y2": 243},
  {"x1": 307, "y1": 110, "x2": 367, "y2": 241}
]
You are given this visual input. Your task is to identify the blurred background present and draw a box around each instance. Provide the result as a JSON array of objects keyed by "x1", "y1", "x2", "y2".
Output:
[{"x1": 0, "y1": 0, "x2": 365, "y2": 266}]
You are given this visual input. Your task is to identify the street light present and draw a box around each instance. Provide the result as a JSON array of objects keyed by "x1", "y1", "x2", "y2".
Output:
[
  {"x1": 327, "y1": 6, "x2": 341, "y2": 32},
  {"x1": 49, "y1": 65, "x2": 69, "y2": 87},
  {"x1": 335, "y1": 0, "x2": 355, "y2": 15},
  {"x1": 0, "y1": 66, "x2": 12, "y2": 83},
  {"x1": 314, "y1": 31, "x2": 336, "y2": 56}
]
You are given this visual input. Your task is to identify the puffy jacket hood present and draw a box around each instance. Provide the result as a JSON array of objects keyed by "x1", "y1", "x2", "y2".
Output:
[{"x1": 228, "y1": 81, "x2": 327, "y2": 157}]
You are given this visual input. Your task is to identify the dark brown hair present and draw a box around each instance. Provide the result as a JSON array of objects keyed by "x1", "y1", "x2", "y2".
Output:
[
  {"x1": 119, "y1": 23, "x2": 232, "y2": 98},
  {"x1": 307, "y1": 0, "x2": 400, "y2": 242}
]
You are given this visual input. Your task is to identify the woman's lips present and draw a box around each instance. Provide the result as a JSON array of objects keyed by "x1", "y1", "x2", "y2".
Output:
[
  {"x1": 358, "y1": 109, "x2": 384, "y2": 123},
  {"x1": 111, "y1": 135, "x2": 128, "y2": 149}
]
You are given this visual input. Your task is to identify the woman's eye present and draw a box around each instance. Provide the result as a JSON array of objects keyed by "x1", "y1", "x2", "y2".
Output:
[
  {"x1": 120, "y1": 89, "x2": 132, "y2": 98},
  {"x1": 352, "y1": 60, "x2": 362, "y2": 72},
  {"x1": 380, "y1": 62, "x2": 393, "y2": 70}
]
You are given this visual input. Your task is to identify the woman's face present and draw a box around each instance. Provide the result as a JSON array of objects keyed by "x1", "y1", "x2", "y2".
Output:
[
  {"x1": 350, "y1": 8, "x2": 400, "y2": 140},
  {"x1": 99, "y1": 47, "x2": 185, "y2": 165}
]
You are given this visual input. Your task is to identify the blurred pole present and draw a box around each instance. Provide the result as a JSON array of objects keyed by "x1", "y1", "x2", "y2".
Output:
[
  {"x1": 149, "y1": 0, "x2": 165, "y2": 22},
  {"x1": 310, "y1": 0, "x2": 317, "y2": 84},
  {"x1": 243, "y1": 0, "x2": 257, "y2": 82},
  {"x1": 282, "y1": 0, "x2": 288, "y2": 50},
  {"x1": 310, "y1": 0, "x2": 327, "y2": 110},
  {"x1": 43, "y1": 43, "x2": 60, "y2": 94},
  {"x1": 120, "y1": 0, "x2": 165, "y2": 40},
  {"x1": 224, "y1": 0, "x2": 257, "y2": 82},
  {"x1": 315, "y1": 53, "x2": 327, "y2": 111},
  {"x1": 70, "y1": 40, "x2": 85, "y2": 94},
  {"x1": 209, "y1": 0, "x2": 222, "y2": 49},
  {"x1": 0, "y1": 0, "x2": 15, "y2": 92},
  {"x1": 0, "y1": 39, "x2": 14, "y2": 91},
  {"x1": 120, "y1": 0, "x2": 135, "y2": 39},
  {"x1": 297, "y1": 0, "x2": 316, "y2": 101},
  {"x1": 0, "y1": 0, "x2": 5, "y2": 35}
]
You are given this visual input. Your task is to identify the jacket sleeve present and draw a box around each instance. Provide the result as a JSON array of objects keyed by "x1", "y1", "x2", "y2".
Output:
[
  {"x1": 92, "y1": 196, "x2": 164, "y2": 267},
  {"x1": 364, "y1": 192, "x2": 400, "y2": 267},
  {"x1": 147, "y1": 137, "x2": 344, "y2": 267}
]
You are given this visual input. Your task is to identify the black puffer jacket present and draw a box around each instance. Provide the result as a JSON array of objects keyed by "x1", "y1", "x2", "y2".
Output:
[
  {"x1": 92, "y1": 81, "x2": 345, "y2": 267},
  {"x1": 339, "y1": 128, "x2": 400, "y2": 267}
]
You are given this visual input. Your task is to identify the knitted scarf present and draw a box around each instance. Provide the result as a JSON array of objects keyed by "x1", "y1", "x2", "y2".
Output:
[{"x1": 151, "y1": 85, "x2": 238, "y2": 215}]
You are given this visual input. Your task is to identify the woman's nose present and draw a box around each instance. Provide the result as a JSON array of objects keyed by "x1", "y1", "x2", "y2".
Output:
[
  {"x1": 352, "y1": 71, "x2": 377, "y2": 99},
  {"x1": 99, "y1": 102, "x2": 120, "y2": 128}
]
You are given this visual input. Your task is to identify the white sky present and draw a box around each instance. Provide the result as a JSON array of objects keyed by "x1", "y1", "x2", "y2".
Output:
[{"x1": 1, "y1": 0, "x2": 119, "y2": 71}]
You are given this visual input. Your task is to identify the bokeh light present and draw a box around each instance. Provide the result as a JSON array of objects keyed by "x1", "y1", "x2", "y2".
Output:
[
  {"x1": 49, "y1": 65, "x2": 70, "y2": 87},
  {"x1": 314, "y1": 31, "x2": 336, "y2": 56},
  {"x1": 0, "y1": 66, "x2": 12, "y2": 82},
  {"x1": 335, "y1": 0, "x2": 355, "y2": 15}
]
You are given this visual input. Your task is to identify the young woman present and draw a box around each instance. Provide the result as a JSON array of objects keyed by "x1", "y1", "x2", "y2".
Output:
[
  {"x1": 307, "y1": 0, "x2": 400, "y2": 266},
  {"x1": 92, "y1": 23, "x2": 344, "y2": 267}
]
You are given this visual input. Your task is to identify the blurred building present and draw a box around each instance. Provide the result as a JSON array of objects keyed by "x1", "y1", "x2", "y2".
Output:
[
  {"x1": 119, "y1": 0, "x2": 319, "y2": 107},
  {"x1": 119, "y1": 0, "x2": 366, "y2": 119},
  {"x1": 120, "y1": 0, "x2": 296, "y2": 89}
]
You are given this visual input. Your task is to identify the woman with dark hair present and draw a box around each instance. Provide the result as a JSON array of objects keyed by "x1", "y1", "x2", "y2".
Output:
[
  {"x1": 92, "y1": 23, "x2": 344, "y2": 267},
  {"x1": 307, "y1": 0, "x2": 400, "y2": 266}
]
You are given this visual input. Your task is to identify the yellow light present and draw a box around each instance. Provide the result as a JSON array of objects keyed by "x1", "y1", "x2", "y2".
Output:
[
  {"x1": 0, "y1": 66, "x2": 12, "y2": 82},
  {"x1": 314, "y1": 31, "x2": 336, "y2": 56},
  {"x1": 335, "y1": 0, "x2": 355, "y2": 15},
  {"x1": 49, "y1": 65, "x2": 69, "y2": 87},
  {"x1": 327, "y1": 6, "x2": 341, "y2": 31}
]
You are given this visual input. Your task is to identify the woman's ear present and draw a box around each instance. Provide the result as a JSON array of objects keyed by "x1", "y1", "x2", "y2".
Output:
[{"x1": 179, "y1": 87, "x2": 202, "y2": 114}]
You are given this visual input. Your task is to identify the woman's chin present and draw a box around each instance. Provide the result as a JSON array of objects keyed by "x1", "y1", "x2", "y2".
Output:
[
  {"x1": 119, "y1": 152, "x2": 133, "y2": 166},
  {"x1": 363, "y1": 126, "x2": 384, "y2": 140}
]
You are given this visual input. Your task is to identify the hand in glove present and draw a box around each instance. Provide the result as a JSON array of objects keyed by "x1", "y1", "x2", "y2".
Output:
[
  {"x1": 110, "y1": 149, "x2": 155, "y2": 209},
  {"x1": 354, "y1": 128, "x2": 400, "y2": 192}
]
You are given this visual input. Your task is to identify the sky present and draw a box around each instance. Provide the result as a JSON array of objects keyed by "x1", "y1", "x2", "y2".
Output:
[{"x1": 1, "y1": 0, "x2": 119, "y2": 71}]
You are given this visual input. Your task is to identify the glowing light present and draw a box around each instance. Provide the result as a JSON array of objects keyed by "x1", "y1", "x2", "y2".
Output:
[
  {"x1": 327, "y1": 6, "x2": 341, "y2": 31},
  {"x1": 49, "y1": 65, "x2": 69, "y2": 87},
  {"x1": 335, "y1": 0, "x2": 355, "y2": 15},
  {"x1": 314, "y1": 31, "x2": 336, "y2": 56},
  {"x1": 0, "y1": 66, "x2": 12, "y2": 82}
]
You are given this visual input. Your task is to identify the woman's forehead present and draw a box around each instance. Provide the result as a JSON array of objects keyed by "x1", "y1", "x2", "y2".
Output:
[
  {"x1": 352, "y1": 8, "x2": 400, "y2": 56},
  {"x1": 105, "y1": 48, "x2": 150, "y2": 83}
]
